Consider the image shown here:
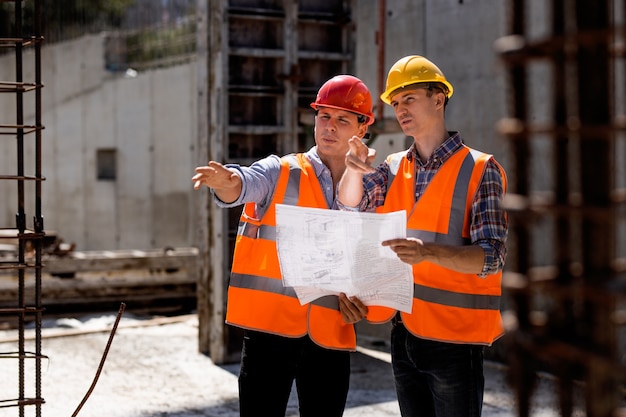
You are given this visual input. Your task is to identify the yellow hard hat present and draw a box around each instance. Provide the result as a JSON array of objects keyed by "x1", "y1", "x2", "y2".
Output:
[{"x1": 380, "y1": 55, "x2": 454, "y2": 105}]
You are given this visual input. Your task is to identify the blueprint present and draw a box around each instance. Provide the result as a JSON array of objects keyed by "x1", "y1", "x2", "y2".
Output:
[{"x1": 275, "y1": 204, "x2": 414, "y2": 313}]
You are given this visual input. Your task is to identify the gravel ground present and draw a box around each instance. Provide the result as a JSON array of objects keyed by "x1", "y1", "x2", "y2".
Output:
[{"x1": 0, "y1": 312, "x2": 594, "y2": 417}]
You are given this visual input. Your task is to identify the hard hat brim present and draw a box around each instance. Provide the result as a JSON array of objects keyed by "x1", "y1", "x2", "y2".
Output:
[
  {"x1": 381, "y1": 81, "x2": 454, "y2": 105},
  {"x1": 310, "y1": 103, "x2": 375, "y2": 126}
]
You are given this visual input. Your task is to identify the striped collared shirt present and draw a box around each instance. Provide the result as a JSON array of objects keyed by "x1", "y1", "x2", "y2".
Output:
[{"x1": 351, "y1": 132, "x2": 508, "y2": 277}]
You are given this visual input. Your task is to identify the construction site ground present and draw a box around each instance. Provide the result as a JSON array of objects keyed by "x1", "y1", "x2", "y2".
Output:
[{"x1": 0, "y1": 312, "x2": 597, "y2": 417}]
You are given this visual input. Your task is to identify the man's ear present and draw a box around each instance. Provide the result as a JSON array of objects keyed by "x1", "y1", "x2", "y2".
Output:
[
  {"x1": 435, "y1": 92, "x2": 445, "y2": 108},
  {"x1": 358, "y1": 124, "x2": 368, "y2": 139}
]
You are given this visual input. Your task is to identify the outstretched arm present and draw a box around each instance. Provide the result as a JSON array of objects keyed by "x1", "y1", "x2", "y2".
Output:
[{"x1": 192, "y1": 161, "x2": 243, "y2": 204}]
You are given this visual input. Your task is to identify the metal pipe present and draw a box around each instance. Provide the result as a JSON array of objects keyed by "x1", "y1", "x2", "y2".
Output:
[{"x1": 377, "y1": 0, "x2": 386, "y2": 124}]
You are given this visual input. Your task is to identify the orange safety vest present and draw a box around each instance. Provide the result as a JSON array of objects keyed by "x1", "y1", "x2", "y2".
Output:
[
  {"x1": 226, "y1": 153, "x2": 357, "y2": 351},
  {"x1": 367, "y1": 145, "x2": 507, "y2": 345}
]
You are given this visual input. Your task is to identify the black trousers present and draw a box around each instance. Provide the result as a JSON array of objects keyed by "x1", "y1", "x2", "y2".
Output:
[{"x1": 238, "y1": 329, "x2": 350, "y2": 417}]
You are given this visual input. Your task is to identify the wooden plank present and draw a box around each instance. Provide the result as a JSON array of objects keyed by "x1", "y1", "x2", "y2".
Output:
[{"x1": 43, "y1": 247, "x2": 198, "y2": 275}]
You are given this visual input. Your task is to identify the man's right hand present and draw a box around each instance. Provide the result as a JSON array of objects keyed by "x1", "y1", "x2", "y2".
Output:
[
  {"x1": 338, "y1": 137, "x2": 376, "y2": 207},
  {"x1": 345, "y1": 137, "x2": 376, "y2": 174},
  {"x1": 192, "y1": 161, "x2": 242, "y2": 203},
  {"x1": 338, "y1": 293, "x2": 368, "y2": 324}
]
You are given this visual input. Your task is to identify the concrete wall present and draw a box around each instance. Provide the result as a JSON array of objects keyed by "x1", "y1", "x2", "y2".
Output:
[
  {"x1": 2, "y1": 2, "x2": 512, "y2": 252},
  {"x1": 354, "y1": 0, "x2": 510, "y2": 170},
  {"x1": 0, "y1": 34, "x2": 196, "y2": 250}
]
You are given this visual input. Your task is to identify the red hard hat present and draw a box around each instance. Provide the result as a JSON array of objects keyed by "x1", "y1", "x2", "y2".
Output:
[{"x1": 310, "y1": 75, "x2": 375, "y2": 126}]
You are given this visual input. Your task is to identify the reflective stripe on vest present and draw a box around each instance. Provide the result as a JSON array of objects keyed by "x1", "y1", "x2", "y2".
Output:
[
  {"x1": 414, "y1": 283, "x2": 500, "y2": 311},
  {"x1": 225, "y1": 153, "x2": 356, "y2": 350},
  {"x1": 237, "y1": 221, "x2": 276, "y2": 241},
  {"x1": 229, "y1": 272, "x2": 339, "y2": 310}
]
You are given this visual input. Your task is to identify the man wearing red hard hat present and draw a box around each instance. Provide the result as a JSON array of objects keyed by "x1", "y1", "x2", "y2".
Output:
[{"x1": 192, "y1": 74, "x2": 372, "y2": 417}]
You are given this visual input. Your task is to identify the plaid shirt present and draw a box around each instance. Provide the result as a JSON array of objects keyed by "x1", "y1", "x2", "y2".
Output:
[{"x1": 356, "y1": 132, "x2": 508, "y2": 277}]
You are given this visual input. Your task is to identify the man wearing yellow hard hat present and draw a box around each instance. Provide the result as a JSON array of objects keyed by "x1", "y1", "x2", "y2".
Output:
[{"x1": 338, "y1": 55, "x2": 508, "y2": 417}]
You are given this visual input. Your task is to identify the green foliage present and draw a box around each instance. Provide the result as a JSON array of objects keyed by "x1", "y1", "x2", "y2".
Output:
[
  {"x1": 0, "y1": 0, "x2": 134, "y2": 41},
  {"x1": 125, "y1": 19, "x2": 196, "y2": 70},
  {"x1": 1, "y1": 0, "x2": 198, "y2": 71}
]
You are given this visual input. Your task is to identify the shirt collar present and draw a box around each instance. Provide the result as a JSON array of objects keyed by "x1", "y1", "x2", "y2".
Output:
[
  {"x1": 305, "y1": 146, "x2": 327, "y2": 176},
  {"x1": 406, "y1": 131, "x2": 463, "y2": 166}
]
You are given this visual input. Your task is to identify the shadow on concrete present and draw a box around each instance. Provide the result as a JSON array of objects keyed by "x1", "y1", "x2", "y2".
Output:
[{"x1": 135, "y1": 350, "x2": 398, "y2": 417}]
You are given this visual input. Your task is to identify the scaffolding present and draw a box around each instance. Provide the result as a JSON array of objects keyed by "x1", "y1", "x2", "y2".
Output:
[
  {"x1": 496, "y1": 0, "x2": 626, "y2": 416},
  {"x1": 0, "y1": 0, "x2": 46, "y2": 415}
]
